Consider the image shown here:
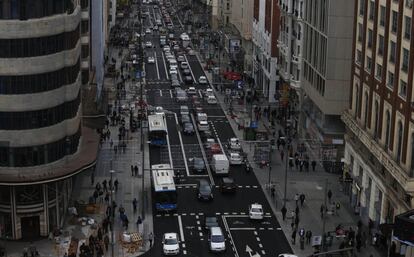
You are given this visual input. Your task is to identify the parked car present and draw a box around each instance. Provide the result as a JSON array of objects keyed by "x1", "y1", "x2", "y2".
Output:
[
  {"x1": 147, "y1": 56, "x2": 155, "y2": 63},
  {"x1": 187, "y1": 87, "x2": 197, "y2": 95}
]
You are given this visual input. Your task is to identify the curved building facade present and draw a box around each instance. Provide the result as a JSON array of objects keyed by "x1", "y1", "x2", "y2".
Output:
[{"x1": 0, "y1": 0, "x2": 98, "y2": 240}]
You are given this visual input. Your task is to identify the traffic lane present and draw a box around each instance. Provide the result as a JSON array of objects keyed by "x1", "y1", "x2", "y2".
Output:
[
  {"x1": 153, "y1": 215, "x2": 182, "y2": 256},
  {"x1": 256, "y1": 229, "x2": 293, "y2": 256},
  {"x1": 225, "y1": 230, "x2": 263, "y2": 257},
  {"x1": 186, "y1": 54, "x2": 205, "y2": 79},
  {"x1": 175, "y1": 187, "x2": 269, "y2": 215},
  {"x1": 145, "y1": 59, "x2": 158, "y2": 80},
  {"x1": 156, "y1": 52, "x2": 167, "y2": 79},
  {"x1": 224, "y1": 216, "x2": 279, "y2": 230}
]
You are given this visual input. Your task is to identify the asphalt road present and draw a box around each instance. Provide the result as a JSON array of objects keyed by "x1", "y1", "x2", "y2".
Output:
[{"x1": 141, "y1": 2, "x2": 292, "y2": 257}]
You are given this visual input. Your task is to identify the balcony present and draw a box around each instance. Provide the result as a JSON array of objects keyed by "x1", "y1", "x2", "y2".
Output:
[{"x1": 341, "y1": 110, "x2": 414, "y2": 194}]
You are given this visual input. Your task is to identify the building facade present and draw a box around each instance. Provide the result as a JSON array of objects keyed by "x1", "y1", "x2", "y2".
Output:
[
  {"x1": 0, "y1": 0, "x2": 99, "y2": 240},
  {"x1": 252, "y1": 0, "x2": 281, "y2": 103},
  {"x1": 301, "y1": 0, "x2": 354, "y2": 160},
  {"x1": 342, "y1": 0, "x2": 414, "y2": 234}
]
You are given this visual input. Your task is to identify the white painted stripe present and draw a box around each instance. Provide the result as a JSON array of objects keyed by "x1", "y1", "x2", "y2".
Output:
[
  {"x1": 254, "y1": 231, "x2": 258, "y2": 235},
  {"x1": 198, "y1": 213, "x2": 204, "y2": 216},
  {"x1": 259, "y1": 228, "x2": 265, "y2": 230},
  {"x1": 196, "y1": 221, "x2": 200, "y2": 225},
  {"x1": 178, "y1": 215, "x2": 185, "y2": 242},
  {"x1": 222, "y1": 216, "x2": 239, "y2": 257},
  {"x1": 182, "y1": 213, "x2": 187, "y2": 216},
  {"x1": 156, "y1": 214, "x2": 161, "y2": 217},
  {"x1": 229, "y1": 228, "x2": 256, "y2": 231},
  {"x1": 238, "y1": 186, "x2": 243, "y2": 188},
  {"x1": 183, "y1": 250, "x2": 187, "y2": 255},
  {"x1": 253, "y1": 185, "x2": 258, "y2": 188},
  {"x1": 265, "y1": 213, "x2": 271, "y2": 215},
  {"x1": 165, "y1": 214, "x2": 170, "y2": 217},
  {"x1": 268, "y1": 227, "x2": 274, "y2": 230},
  {"x1": 190, "y1": 213, "x2": 195, "y2": 216},
  {"x1": 224, "y1": 212, "x2": 229, "y2": 215},
  {"x1": 184, "y1": 54, "x2": 196, "y2": 83},
  {"x1": 258, "y1": 243, "x2": 263, "y2": 248},
  {"x1": 245, "y1": 185, "x2": 251, "y2": 188},
  {"x1": 161, "y1": 51, "x2": 169, "y2": 80},
  {"x1": 261, "y1": 250, "x2": 266, "y2": 255},
  {"x1": 232, "y1": 212, "x2": 238, "y2": 215},
  {"x1": 165, "y1": 124, "x2": 174, "y2": 169},
  {"x1": 198, "y1": 227, "x2": 201, "y2": 231},
  {"x1": 199, "y1": 232, "x2": 203, "y2": 237},
  {"x1": 196, "y1": 215, "x2": 199, "y2": 219},
  {"x1": 169, "y1": 89, "x2": 173, "y2": 98},
  {"x1": 173, "y1": 213, "x2": 178, "y2": 216},
  {"x1": 182, "y1": 243, "x2": 186, "y2": 248},
  {"x1": 240, "y1": 212, "x2": 246, "y2": 215},
  {"x1": 200, "y1": 238, "x2": 204, "y2": 241},
  {"x1": 276, "y1": 227, "x2": 282, "y2": 230},
  {"x1": 159, "y1": 89, "x2": 163, "y2": 96},
  {"x1": 216, "y1": 213, "x2": 221, "y2": 215},
  {"x1": 198, "y1": 90, "x2": 203, "y2": 98},
  {"x1": 256, "y1": 237, "x2": 261, "y2": 242}
]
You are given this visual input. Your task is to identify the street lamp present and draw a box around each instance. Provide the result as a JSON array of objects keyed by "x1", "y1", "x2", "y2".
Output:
[{"x1": 109, "y1": 169, "x2": 116, "y2": 257}]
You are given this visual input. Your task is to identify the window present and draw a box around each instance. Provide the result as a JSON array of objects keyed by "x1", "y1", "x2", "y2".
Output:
[
  {"x1": 385, "y1": 111, "x2": 391, "y2": 149},
  {"x1": 358, "y1": 23, "x2": 363, "y2": 42},
  {"x1": 0, "y1": 0, "x2": 72, "y2": 20},
  {"x1": 392, "y1": 11, "x2": 398, "y2": 33},
  {"x1": 389, "y1": 41, "x2": 396, "y2": 63},
  {"x1": 405, "y1": 16, "x2": 412, "y2": 39},
  {"x1": 369, "y1": 1, "x2": 375, "y2": 20},
  {"x1": 366, "y1": 57, "x2": 372, "y2": 72},
  {"x1": 380, "y1": 5, "x2": 386, "y2": 26},
  {"x1": 368, "y1": 29, "x2": 373, "y2": 48},
  {"x1": 356, "y1": 50, "x2": 362, "y2": 64},
  {"x1": 388, "y1": 71, "x2": 394, "y2": 88},
  {"x1": 399, "y1": 80, "x2": 407, "y2": 98},
  {"x1": 402, "y1": 48, "x2": 409, "y2": 72},
  {"x1": 397, "y1": 122, "x2": 403, "y2": 162},
  {"x1": 359, "y1": 0, "x2": 365, "y2": 16},
  {"x1": 378, "y1": 35, "x2": 384, "y2": 55},
  {"x1": 374, "y1": 101, "x2": 380, "y2": 139},
  {"x1": 376, "y1": 64, "x2": 382, "y2": 79}
]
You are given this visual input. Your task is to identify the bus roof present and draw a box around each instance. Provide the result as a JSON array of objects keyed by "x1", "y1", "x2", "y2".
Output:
[
  {"x1": 148, "y1": 114, "x2": 167, "y2": 132},
  {"x1": 152, "y1": 164, "x2": 176, "y2": 192}
]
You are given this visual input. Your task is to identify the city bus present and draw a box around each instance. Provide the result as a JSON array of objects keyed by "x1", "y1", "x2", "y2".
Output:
[
  {"x1": 151, "y1": 164, "x2": 177, "y2": 212},
  {"x1": 148, "y1": 113, "x2": 167, "y2": 146}
]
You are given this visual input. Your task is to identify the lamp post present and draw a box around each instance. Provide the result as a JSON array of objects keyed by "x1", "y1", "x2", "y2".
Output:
[{"x1": 109, "y1": 169, "x2": 116, "y2": 257}]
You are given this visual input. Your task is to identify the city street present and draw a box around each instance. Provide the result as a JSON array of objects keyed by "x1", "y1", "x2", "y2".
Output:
[{"x1": 141, "y1": 1, "x2": 292, "y2": 257}]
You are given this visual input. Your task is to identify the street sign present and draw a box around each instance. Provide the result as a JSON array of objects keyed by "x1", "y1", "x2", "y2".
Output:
[
  {"x1": 250, "y1": 121, "x2": 258, "y2": 128},
  {"x1": 141, "y1": 71, "x2": 146, "y2": 77},
  {"x1": 235, "y1": 80, "x2": 244, "y2": 89},
  {"x1": 135, "y1": 71, "x2": 141, "y2": 79}
]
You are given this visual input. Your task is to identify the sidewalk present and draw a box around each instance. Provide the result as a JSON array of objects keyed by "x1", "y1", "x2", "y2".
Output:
[{"x1": 197, "y1": 52, "x2": 383, "y2": 257}]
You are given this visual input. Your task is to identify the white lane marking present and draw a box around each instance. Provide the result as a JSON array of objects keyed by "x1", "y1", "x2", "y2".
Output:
[
  {"x1": 245, "y1": 185, "x2": 251, "y2": 188},
  {"x1": 183, "y1": 250, "x2": 187, "y2": 255},
  {"x1": 198, "y1": 227, "x2": 201, "y2": 231},
  {"x1": 165, "y1": 214, "x2": 170, "y2": 217},
  {"x1": 156, "y1": 214, "x2": 161, "y2": 217},
  {"x1": 254, "y1": 231, "x2": 258, "y2": 236},
  {"x1": 182, "y1": 243, "x2": 186, "y2": 248},
  {"x1": 178, "y1": 215, "x2": 185, "y2": 242},
  {"x1": 276, "y1": 227, "x2": 282, "y2": 230},
  {"x1": 198, "y1": 213, "x2": 204, "y2": 216},
  {"x1": 196, "y1": 221, "x2": 200, "y2": 225},
  {"x1": 216, "y1": 213, "x2": 221, "y2": 215},
  {"x1": 222, "y1": 216, "x2": 239, "y2": 257},
  {"x1": 198, "y1": 89, "x2": 203, "y2": 98},
  {"x1": 177, "y1": 13, "x2": 184, "y2": 28},
  {"x1": 174, "y1": 113, "x2": 190, "y2": 176},
  {"x1": 256, "y1": 237, "x2": 261, "y2": 242},
  {"x1": 196, "y1": 215, "x2": 199, "y2": 219},
  {"x1": 261, "y1": 250, "x2": 266, "y2": 255},
  {"x1": 154, "y1": 51, "x2": 160, "y2": 79},
  {"x1": 258, "y1": 244, "x2": 263, "y2": 248},
  {"x1": 259, "y1": 228, "x2": 265, "y2": 230},
  {"x1": 170, "y1": 89, "x2": 173, "y2": 98},
  {"x1": 190, "y1": 213, "x2": 195, "y2": 216},
  {"x1": 240, "y1": 212, "x2": 246, "y2": 215},
  {"x1": 208, "y1": 116, "x2": 227, "y2": 118},
  {"x1": 190, "y1": 113, "x2": 214, "y2": 185},
  {"x1": 161, "y1": 51, "x2": 169, "y2": 80},
  {"x1": 173, "y1": 213, "x2": 178, "y2": 216},
  {"x1": 176, "y1": 183, "x2": 197, "y2": 187},
  {"x1": 229, "y1": 228, "x2": 256, "y2": 231},
  {"x1": 209, "y1": 122, "x2": 224, "y2": 152},
  {"x1": 177, "y1": 66, "x2": 183, "y2": 83},
  {"x1": 182, "y1": 213, "x2": 187, "y2": 216},
  {"x1": 265, "y1": 213, "x2": 271, "y2": 216},
  {"x1": 232, "y1": 212, "x2": 238, "y2": 215},
  {"x1": 199, "y1": 232, "x2": 203, "y2": 237},
  {"x1": 223, "y1": 212, "x2": 229, "y2": 215},
  {"x1": 268, "y1": 227, "x2": 274, "y2": 230},
  {"x1": 159, "y1": 89, "x2": 163, "y2": 96},
  {"x1": 184, "y1": 54, "x2": 196, "y2": 83}
]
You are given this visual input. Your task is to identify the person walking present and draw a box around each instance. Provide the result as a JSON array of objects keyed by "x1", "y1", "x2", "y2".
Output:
[
  {"x1": 148, "y1": 232, "x2": 154, "y2": 248},
  {"x1": 114, "y1": 179, "x2": 119, "y2": 192},
  {"x1": 134, "y1": 165, "x2": 139, "y2": 176},
  {"x1": 299, "y1": 193, "x2": 305, "y2": 207},
  {"x1": 281, "y1": 206, "x2": 287, "y2": 221},
  {"x1": 305, "y1": 230, "x2": 312, "y2": 244},
  {"x1": 327, "y1": 189, "x2": 332, "y2": 203},
  {"x1": 280, "y1": 150, "x2": 284, "y2": 161},
  {"x1": 291, "y1": 229, "x2": 297, "y2": 245},
  {"x1": 131, "y1": 165, "x2": 134, "y2": 176},
  {"x1": 320, "y1": 204, "x2": 325, "y2": 219},
  {"x1": 294, "y1": 193, "x2": 299, "y2": 206},
  {"x1": 311, "y1": 160, "x2": 316, "y2": 171}
]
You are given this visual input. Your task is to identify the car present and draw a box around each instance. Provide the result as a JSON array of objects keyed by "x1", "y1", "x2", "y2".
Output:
[
  {"x1": 153, "y1": 25, "x2": 159, "y2": 31},
  {"x1": 145, "y1": 28, "x2": 152, "y2": 34},
  {"x1": 180, "y1": 105, "x2": 189, "y2": 116},
  {"x1": 189, "y1": 157, "x2": 206, "y2": 172},
  {"x1": 228, "y1": 137, "x2": 241, "y2": 151},
  {"x1": 169, "y1": 67, "x2": 178, "y2": 75},
  {"x1": 187, "y1": 87, "x2": 197, "y2": 95},
  {"x1": 204, "y1": 216, "x2": 219, "y2": 230},
  {"x1": 197, "y1": 120, "x2": 209, "y2": 131},
  {"x1": 199, "y1": 76, "x2": 208, "y2": 84},
  {"x1": 170, "y1": 73, "x2": 178, "y2": 81},
  {"x1": 171, "y1": 79, "x2": 181, "y2": 88},
  {"x1": 205, "y1": 138, "x2": 216, "y2": 149},
  {"x1": 145, "y1": 41, "x2": 153, "y2": 48},
  {"x1": 200, "y1": 129, "x2": 213, "y2": 139},
  {"x1": 169, "y1": 33, "x2": 175, "y2": 40},
  {"x1": 175, "y1": 89, "x2": 188, "y2": 102},
  {"x1": 193, "y1": 106, "x2": 204, "y2": 116},
  {"x1": 184, "y1": 76, "x2": 193, "y2": 84},
  {"x1": 180, "y1": 114, "x2": 191, "y2": 124},
  {"x1": 197, "y1": 179, "x2": 213, "y2": 201},
  {"x1": 220, "y1": 177, "x2": 237, "y2": 193},
  {"x1": 207, "y1": 95, "x2": 217, "y2": 104},
  {"x1": 208, "y1": 227, "x2": 226, "y2": 252},
  {"x1": 173, "y1": 44, "x2": 180, "y2": 51},
  {"x1": 180, "y1": 62, "x2": 189, "y2": 69},
  {"x1": 196, "y1": 112, "x2": 208, "y2": 122},
  {"x1": 183, "y1": 122, "x2": 195, "y2": 135},
  {"x1": 205, "y1": 88, "x2": 214, "y2": 97},
  {"x1": 249, "y1": 203, "x2": 264, "y2": 220},
  {"x1": 229, "y1": 152, "x2": 242, "y2": 165},
  {"x1": 188, "y1": 49, "x2": 196, "y2": 55},
  {"x1": 210, "y1": 143, "x2": 221, "y2": 154},
  {"x1": 147, "y1": 56, "x2": 155, "y2": 63},
  {"x1": 177, "y1": 55, "x2": 185, "y2": 62},
  {"x1": 163, "y1": 45, "x2": 171, "y2": 52},
  {"x1": 182, "y1": 68, "x2": 191, "y2": 75},
  {"x1": 162, "y1": 233, "x2": 180, "y2": 255},
  {"x1": 155, "y1": 106, "x2": 164, "y2": 115}
]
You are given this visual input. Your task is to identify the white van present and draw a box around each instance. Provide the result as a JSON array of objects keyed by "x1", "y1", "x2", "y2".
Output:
[
  {"x1": 208, "y1": 227, "x2": 226, "y2": 252},
  {"x1": 211, "y1": 154, "x2": 229, "y2": 175}
]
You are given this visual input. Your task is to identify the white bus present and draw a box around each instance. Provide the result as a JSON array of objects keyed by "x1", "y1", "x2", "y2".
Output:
[
  {"x1": 148, "y1": 114, "x2": 168, "y2": 146},
  {"x1": 151, "y1": 164, "x2": 177, "y2": 212}
]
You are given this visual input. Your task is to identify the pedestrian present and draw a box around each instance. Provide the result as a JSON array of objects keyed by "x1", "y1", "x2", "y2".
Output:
[
  {"x1": 102, "y1": 180, "x2": 107, "y2": 191},
  {"x1": 271, "y1": 186, "x2": 275, "y2": 198},
  {"x1": 124, "y1": 217, "x2": 129, "y2": 230},
  {"x1": 305, "y1": 230, "x2": 312, "y2": 244},
  {"x1": 327, "y1": 189, "x2": 332, "y2": 203},
  {"x1": 295, "y1": 206, "x2": 300, "y2": 218},
  {"x1": 294, "y1": 193, "x2": 299, "y2": 206},
  {"x1": 281, "y1": 206, "x2": 287, "y2": 221},
  {"x1": 294, "y1": 216, "x2": 300, "y2": 228},
  {"x1": 104, "y1": 235, "x2": 109, "y2": 251},
  {"x1": 132, "y1": 198, "x2": 138, "y2": 212},
  {"x1": 320, "y1": 204, "x2": 325, "y2": 219},
  {"x1": 131, "y1": 165, "x2": 134, "y2": 176},
  {"x1": 291, "y1": 229, "x2": 297, "y2": 244},
  {"x1": 134, "y1": 165, "x2": 139, "y2": 176},
  {"x1": 299, "y1": 193, "x2": 305, "y2": 207},
  {"x1": 311, "y1": 160, "x2": 316, "y2": 171},
  {"x1": 280, "y1": 150, "x2": 284, "y2": 160},
  {"x1": 356, "y1": 233, "x2": 362, "y2": 252},
  {"x1": 114, "y1": 179, "x2": 119, "y2": 191},
  {"x1": 148, "y1": 232, "x2": 154, "y2": 247},
  {"x1": 110, "y1": 139, "x2": 113, "y2": 149}
]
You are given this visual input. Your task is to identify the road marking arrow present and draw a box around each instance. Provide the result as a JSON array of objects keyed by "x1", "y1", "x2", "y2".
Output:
[{"x1": 246, "y1": 245, "x2": 261, "y2": 257}]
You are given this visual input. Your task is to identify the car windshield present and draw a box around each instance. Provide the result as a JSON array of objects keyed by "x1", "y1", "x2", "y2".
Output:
[
  {"x1": 252, "y1": 208, "x2": 262, "y2": 213},
  {"x1": 206, "y1": 217, "x2": 217, "y2": 223},
  {"x1": 199, "y1": 184, "x2": 211, "y2": 194},
  {"x1": 165, "y1": 238, "x2": 178, "y2": 245},
  {"x1": 185, "y1": 123, "x2": 193, "y2": 129},
  {"x1": 211, "y1": 235, "x2": 224, "y2": 243}
]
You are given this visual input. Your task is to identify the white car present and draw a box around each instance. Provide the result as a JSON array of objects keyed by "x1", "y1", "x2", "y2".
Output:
[
  {"x1": 205, "y1": 88, "x2": 214, "y2": 97},
  {"x1": 145, "y1": 41, "x2": 153, "y2": 48},
  {"x1": 187, "y1": 87, "x2": 197, "y2": 95},
  {"x1": 145, "y1": 28, "x2": 152, "y2": 34},
  {"x1": 249, "y1": 203, "x2": 264, "y2": 220},
  {"x1": 197, "y1": 120, "x2": 209, "y2": 131},
  {"x1": 162, "y1": 233, "x2": 180, "y2": 255},
  {"x1": 229, "y1": 137, "x2": 241, "y2": 151},
  {"x1": 169, "y1": 67, "x2": 178, "y2": 75},
  {"x1": 180, "y1": 105, "x2": 189, "y2": 116},
  {"x1": 229, "y1": 152, "x2": 242, "y2": 165},
  {"x1": 177, "y1": 55, "x2": 185, "y2": 62},
  {"x1": 180, "y1": 62, "x2": 189, "y2": 69},
  {"x1": 147, "y1": 56, "x2": 155, "y2": 63},
  {"x1": 207, "y1": 95, "x2": 217, "y2": 104},
  {"x1": 155, "y1": 106, "x2": 164, "y2": 115},
  {"x1": 199, "y1": 76, "x2": 208, "y2": 84},
  {"x1": 163, "y1": 45, "x2": 171, "y2": 52}
]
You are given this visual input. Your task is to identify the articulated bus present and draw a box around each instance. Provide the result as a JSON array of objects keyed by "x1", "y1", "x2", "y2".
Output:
[
  {"x1": 151, "y1": 164, "x2": 177, "y2": 212},
  {"x1": 148, "y1": 114, "x2": 167, "y2": 146}
]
